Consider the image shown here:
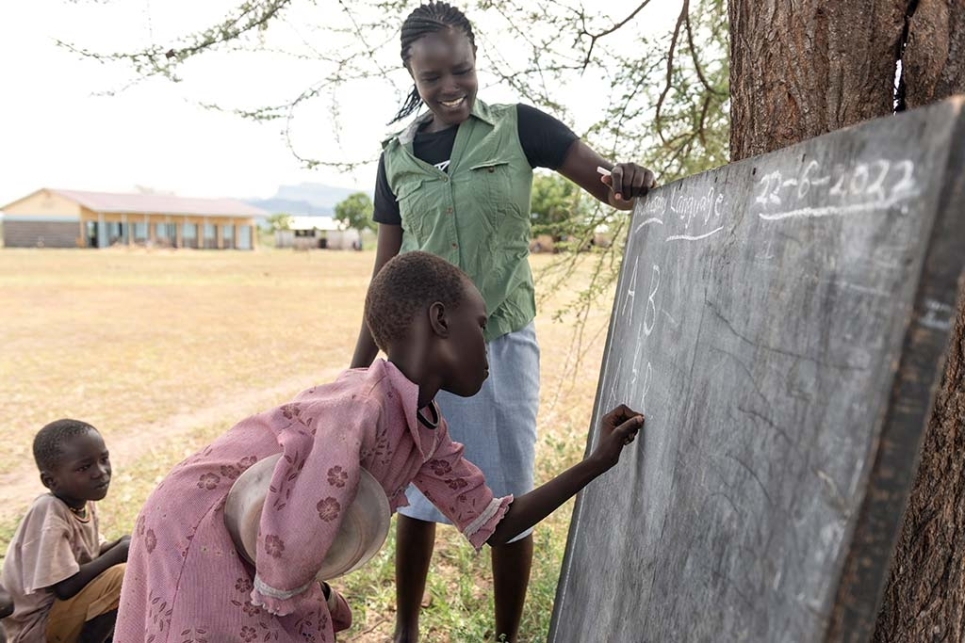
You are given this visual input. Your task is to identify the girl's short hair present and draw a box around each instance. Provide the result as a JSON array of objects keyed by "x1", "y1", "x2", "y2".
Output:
[{"x1": 365, "y1": 251, "x2": 468, "y2": 351}]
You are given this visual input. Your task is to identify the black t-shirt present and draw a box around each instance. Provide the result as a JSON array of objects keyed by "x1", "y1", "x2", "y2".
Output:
[{"x1": 373, "y1": 103, "x2": 579, "y2": 225}]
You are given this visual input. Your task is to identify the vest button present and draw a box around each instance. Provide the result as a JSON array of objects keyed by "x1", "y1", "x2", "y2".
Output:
[
  {"x1": 487, "y1": 166, "x2": 495, "y2": 173},
  {"x1": 451, "y1": 243, "x2": 458, "y2": 249},
  {"x1": 446, "y1": 207, "x2": 453, "y2": 214}
]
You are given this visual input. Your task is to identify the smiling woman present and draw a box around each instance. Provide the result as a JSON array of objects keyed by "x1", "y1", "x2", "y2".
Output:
[
  {"x1": 346, "y1": 4, "x2": 656, "y2": 642},
  {"x1": 402, "y1": 24, "x2": 477, "y2": 130}
]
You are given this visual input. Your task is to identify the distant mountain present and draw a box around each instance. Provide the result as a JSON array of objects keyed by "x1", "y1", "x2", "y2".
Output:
[
  {"x1": 244, "y1": 198, "x2": 334, "y2": 217},
  {"x1": 244, "y1": 182, "x2": 370, "y2": 217}
]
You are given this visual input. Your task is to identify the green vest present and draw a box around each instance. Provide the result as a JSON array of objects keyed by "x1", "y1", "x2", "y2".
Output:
[{"x1": 382, "y1": 100, "x2": 535, "y2": 342}]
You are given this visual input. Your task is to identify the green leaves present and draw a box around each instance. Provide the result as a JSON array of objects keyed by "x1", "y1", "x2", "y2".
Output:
[
  {"x1": 266, "y1": 213, "x2": 294, "y2": 231},
  {"x1": 333, "y1": 192, "x2": 375, "y2": 234}
]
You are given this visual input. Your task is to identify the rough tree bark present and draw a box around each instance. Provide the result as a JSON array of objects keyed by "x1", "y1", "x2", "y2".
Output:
[
  {"x1": 729, "y1": 1, "x2": 904, "y2": 160},
  {"x1": 728, "y1": 1, "x2": 965, "y2": 641}
]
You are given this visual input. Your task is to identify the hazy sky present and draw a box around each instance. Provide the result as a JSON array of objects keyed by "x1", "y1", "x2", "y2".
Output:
[{"x1": 0, "y1": 0, "x2": 681, "y2": 206}]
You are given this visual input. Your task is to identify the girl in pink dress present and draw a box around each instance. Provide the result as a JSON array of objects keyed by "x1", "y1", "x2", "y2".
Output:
[{"x1": 115, "y1": 251, "x2": 644, "y2": 642}]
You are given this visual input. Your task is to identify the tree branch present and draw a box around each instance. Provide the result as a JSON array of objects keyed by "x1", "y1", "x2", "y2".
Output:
[
  {"x1": 685, "y1": 3, "x2": 727, "y2": 97},
  {"x1": 654, "y1": 0, "x2": 689, "y2": 144},
  {"x1": 57, "y1": 0, "x2": 294, "y2": 81},
  {"x1": 577, "y1": 0, "x2": 655, "y2": 70}
]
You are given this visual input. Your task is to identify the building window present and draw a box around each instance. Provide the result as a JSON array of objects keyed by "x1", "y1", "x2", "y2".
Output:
[{"x1": 107, "y1": 222, "x2": 123, "y2": 243}]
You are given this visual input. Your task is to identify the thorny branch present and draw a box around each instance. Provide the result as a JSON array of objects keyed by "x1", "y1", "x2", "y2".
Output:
[
  {"x1": 62, "y1": 0, "x2": 730, "y2": 374},
  {"x1": 59, "y1": 0, "x2": 294, "y2": 82}
]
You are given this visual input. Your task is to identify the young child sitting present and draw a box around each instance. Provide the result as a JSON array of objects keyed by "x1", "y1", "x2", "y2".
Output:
[
  {"x1": 1, "y1": 420, "x2": 130, "y2": 643},
  {"x1": 115, "y1": 251, "x2": 644, "y2": 642}
]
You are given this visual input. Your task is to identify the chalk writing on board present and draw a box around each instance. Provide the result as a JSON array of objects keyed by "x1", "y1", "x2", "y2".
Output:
[
  {"x1": 671, "y1": 186, "x2": 725, "y2": 230},
  {"x1": 666, "y1": 226, "x2": 725, "y2": 242},
  {"x1": 635, "y1": 186, "x2": 727, "y2": 238},
  {"x1": 553, "y1": 99, "x2": 965, "y2": 643},
  {"x1": 640, "y1": 193, "x2": 668, "y2": 218},
  {"x1": 621, "y1": 256, "x2": 640, "y2": 327},
  {"x1": 634, "y1": 217, "x2": 665, "y2": 234},
  {"x1": 621, "y1": 184, "x2": 730, "y2": 427},
  {"x1": 630, "y1": 342, "x2": 643, "y2": 387},
  {"x1": 754, "y1": 159, "x2": 919, "y2": 221},
  {"x1": 920, "y1": 299, "x2": 955, "y2": 331},
  {"x1": 644, "y1": 265, "x2": 661, "y2": 336},
  {"x1": 641, "y1": 361, "x2": 653, "y2": 411}
]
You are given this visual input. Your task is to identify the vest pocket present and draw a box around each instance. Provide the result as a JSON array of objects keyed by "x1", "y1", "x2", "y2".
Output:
[
  {"x1": 396, "y1": 179, "x2": 427, "y2": 243},
  {"x1": 468, "y1": 159, "x2": 513, "y2": 232}
]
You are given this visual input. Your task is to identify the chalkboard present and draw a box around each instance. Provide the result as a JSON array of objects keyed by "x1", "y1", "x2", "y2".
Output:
[{"x1": 549, "y1": 98, "x2": 965, "y2": 643}]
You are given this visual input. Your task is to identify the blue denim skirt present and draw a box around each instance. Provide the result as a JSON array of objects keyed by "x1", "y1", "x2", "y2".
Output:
[{"x1": 398, "y1": 322, "x2": 540, "y2": 541}]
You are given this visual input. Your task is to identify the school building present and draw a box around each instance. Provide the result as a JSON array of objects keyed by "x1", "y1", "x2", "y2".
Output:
[{"x1": 1, "y1": 188, "x2": 266, "y2": 250}]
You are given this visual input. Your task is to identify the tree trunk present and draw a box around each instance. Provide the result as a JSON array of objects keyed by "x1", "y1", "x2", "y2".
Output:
[
  {"x1": 875, "y1": 284, "x2": 965, "y2": 643},
  {"x1": 903, "y1": 0, "x2": 965, "y2": 109},
  {"x1": 728, "y1": 1, "x2": 965, "y2": 640},
  {"x1": 728, "y1": 1, "x2": 904, "y2": 160}
]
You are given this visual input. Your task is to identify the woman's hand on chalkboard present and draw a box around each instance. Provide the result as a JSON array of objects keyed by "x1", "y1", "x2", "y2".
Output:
[
  {"x1": 590, "y1": 404, "x2": 645, "y2": 470},
  {"x1": 603, "y1": 163, "x2": 657, "y2": 210}
]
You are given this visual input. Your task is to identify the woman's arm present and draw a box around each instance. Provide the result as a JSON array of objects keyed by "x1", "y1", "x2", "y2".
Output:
[
  {"x1": 557, "y1": 140, "x2": 656, "y2": 211},
  {"x1": 349, "y1": 223, "x2": 403, "y2": 368}
]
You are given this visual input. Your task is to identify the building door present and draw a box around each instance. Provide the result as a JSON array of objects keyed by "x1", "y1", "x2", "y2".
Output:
[{"x1": 85, "y1": 221, "x2": 98, "y2": 248}]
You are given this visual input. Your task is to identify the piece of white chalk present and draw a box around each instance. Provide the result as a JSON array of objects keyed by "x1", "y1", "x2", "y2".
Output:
[{"x1": 597, "y1": 166, "x2": 611, "y2": 177}]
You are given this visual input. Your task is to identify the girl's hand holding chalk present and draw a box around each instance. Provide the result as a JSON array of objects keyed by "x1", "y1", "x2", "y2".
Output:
[
  {"x1": 598, "y1": 163, "x2": 657, "y2": 210},
  {"x1": 590, "y1": 403, "x2": 645, "y2": 470}
]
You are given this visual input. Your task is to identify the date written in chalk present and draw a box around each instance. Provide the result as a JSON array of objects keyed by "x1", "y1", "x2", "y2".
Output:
[{"x1": 754, "y1": 158, "x2": 919, "y2": 221}]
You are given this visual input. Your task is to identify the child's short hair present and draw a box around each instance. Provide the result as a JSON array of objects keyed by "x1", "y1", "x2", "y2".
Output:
[
  {"x1": 33, "y1": 419, "x2": 97, "y2": 471},
  {"x1": 365, "y1": 251, "x2": 469, "y2": 351}
]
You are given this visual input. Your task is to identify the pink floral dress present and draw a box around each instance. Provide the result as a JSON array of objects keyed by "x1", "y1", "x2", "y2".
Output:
[{"x1": 115, "y1": 360, "x2": 512, "y2": 642}]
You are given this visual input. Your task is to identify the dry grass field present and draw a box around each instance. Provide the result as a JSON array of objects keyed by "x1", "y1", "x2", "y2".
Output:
[{"x1": 0, "y1": 247, "x2": 617, "y2": 641}]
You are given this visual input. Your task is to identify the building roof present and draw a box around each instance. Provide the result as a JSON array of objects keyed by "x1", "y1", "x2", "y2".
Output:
[{"x1": 2, "y1": 188, "x2": 268, "y2": 218}]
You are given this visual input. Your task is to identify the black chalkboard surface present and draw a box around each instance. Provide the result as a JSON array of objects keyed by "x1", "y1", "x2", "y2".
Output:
[{"x1": 549, "y1": 98, "x2": 965, "y2": 643}]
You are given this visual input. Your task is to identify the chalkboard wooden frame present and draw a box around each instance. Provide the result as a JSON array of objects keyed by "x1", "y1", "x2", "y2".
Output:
[{"x1": 549, "y1": 98, "x2": 965, "y2": 643}]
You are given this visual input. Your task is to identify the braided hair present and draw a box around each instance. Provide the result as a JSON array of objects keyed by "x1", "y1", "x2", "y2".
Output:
[
  {"x1": 389, "y1": 1, "x2": 476, "y2": 124},
  {"x1": 34, "y1": 418, "x2": 97, "y2": 472}
]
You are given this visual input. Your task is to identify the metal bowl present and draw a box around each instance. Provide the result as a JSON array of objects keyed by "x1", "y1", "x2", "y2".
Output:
[{"x1": 224, "y1": 453, "x2": 391, "y2": 581}]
